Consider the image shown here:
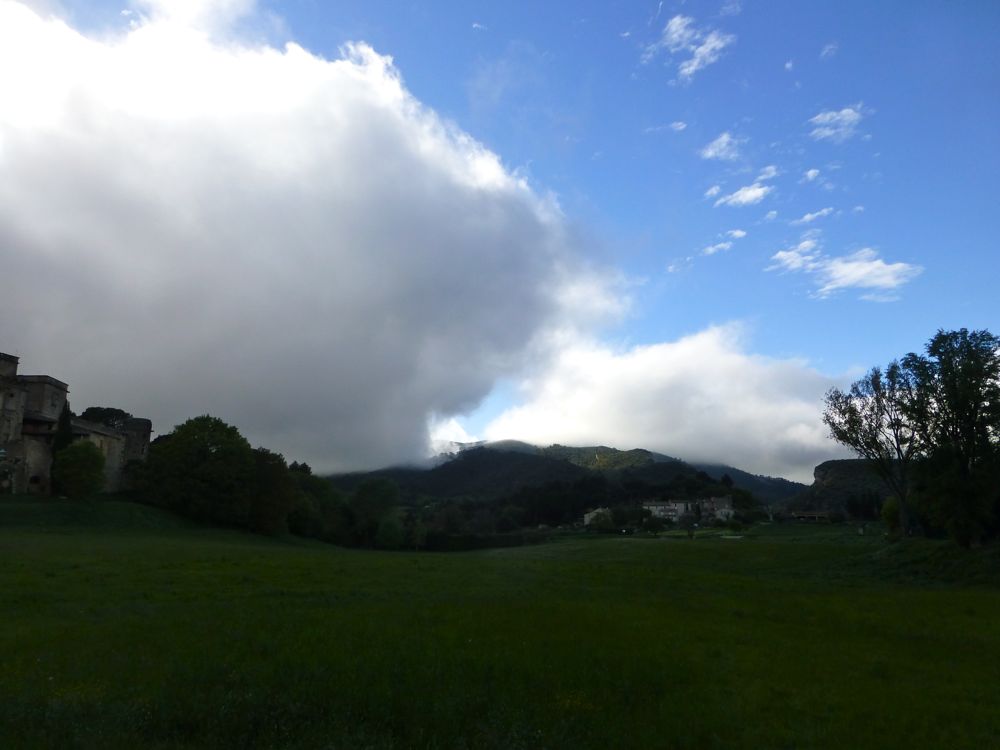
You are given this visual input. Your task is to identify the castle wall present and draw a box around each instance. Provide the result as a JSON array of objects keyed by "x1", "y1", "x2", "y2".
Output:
[
  {"x1": 22, "y1": 436, "x2": 54, "y2": 494},
  {"x1": 19, "y1": 376, "x2": 68, "y2": 421},
  {"x1": 1, "y1": 380, "x2": 26, "y2": 444},
  {"x1": 1, "y1": 350, "x2": 151, "y2": 495},
  {"x1": 123, "y1": 418, "x2": 152, "y2": 464},
  {"x1": 76, "y1": 426, "x2": 127, "y2": 492}
]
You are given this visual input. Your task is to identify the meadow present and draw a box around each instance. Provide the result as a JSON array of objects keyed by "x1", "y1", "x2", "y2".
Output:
[{"x1": 1, "y1": 498, "x2": 998, "y2": 749}]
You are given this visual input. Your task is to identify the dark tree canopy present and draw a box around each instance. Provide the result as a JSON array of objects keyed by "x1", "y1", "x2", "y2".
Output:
[
  {"x1": 80, "y1": 406, "x2": 133, "y2": 431},
  {"x1": 141, "y1": 415, "x2": 255, "y2": 527},
  {"x1": 903, "y1": 329, "x2": 1000, "y2": 546},
  {"x1": 53, "y1": 401, "x2": 75, "y2": 455}
]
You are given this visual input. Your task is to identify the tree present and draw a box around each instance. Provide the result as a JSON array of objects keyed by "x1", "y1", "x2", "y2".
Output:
[
  {"x1": 142, "y1": 415, "x2": 255, "y2": 527},
  {"x1": 902, "y1": 329, "x2": 1000, "y2": 546},
  {"x1": 249, "y1": 448, "x2": 296, "y2": 536},
  {"x1": 678, "y1": 512, "x2": 697, "y2": 539},
  {"x1": 349, "y1": 478, "x2": 399, "y2": 546},
  {"x1": 52, "y1": 401, "x2": 74, "y2": 455},
  {"x1": 823, "y1": 362, "x2": 919, "y2": 534},
  {"x1": 79, "y1": 406, "x2": 132, "y2": 431},
  {"x1": 824, "y1": 328, "x2": 1000, "y2": 546},
  {"x1": 51, "y1": 441, "x2": 105, "y2": 497}
]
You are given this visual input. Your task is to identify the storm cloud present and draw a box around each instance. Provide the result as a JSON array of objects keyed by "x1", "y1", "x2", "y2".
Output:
[{"x1": 0, "y1": 1, "x2": 584, "y2": 470}]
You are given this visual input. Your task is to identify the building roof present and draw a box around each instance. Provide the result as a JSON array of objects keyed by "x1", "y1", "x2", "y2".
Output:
[
  {"x1": 22, "y1": 410, "x2": 58, "y2": 424},
  {"x1": 17, "y1": 375, "x2": 69, "y2": 390}
]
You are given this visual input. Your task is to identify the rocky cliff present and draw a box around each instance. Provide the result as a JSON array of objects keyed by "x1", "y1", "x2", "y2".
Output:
[{"x1": 796, "y1": 459, "x2": 888, "y2": 512}]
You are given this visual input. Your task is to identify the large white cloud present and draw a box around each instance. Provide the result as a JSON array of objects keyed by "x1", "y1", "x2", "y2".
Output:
[
  {"x1": 0, "y1": 1, "x2": 592, "y2": 471},
  {"x1": 484, "y1": 325, "x2": 846, "y2": 483}
]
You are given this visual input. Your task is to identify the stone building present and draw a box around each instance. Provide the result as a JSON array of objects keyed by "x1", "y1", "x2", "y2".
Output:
[
  {"x1": 642, "y1": 496, "x2": 735, "y2": 522},
  {"x1": 0, "y1": 352, "x2": 151, "y2": 494}
]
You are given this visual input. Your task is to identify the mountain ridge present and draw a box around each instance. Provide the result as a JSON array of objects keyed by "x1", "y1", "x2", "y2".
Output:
[{"x1": 329, "y1": 440, "x2": 809, "y2": 506}]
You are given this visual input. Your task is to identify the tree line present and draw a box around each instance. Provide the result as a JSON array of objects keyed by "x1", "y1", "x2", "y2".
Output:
[{"x1": 823, "y1": 328, "x2": 999, "y2": 547}]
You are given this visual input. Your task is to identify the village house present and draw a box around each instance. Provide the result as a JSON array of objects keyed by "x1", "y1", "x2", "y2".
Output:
[
  {"x1": 642, "y1": 496, "x2": 735, "y2": 522},
  {"x1": 0, "y1": 352, "x2": 151, "y2": 494},
  {"x1": 583, "y1": 507, "x2": 611, "y2": 526}
]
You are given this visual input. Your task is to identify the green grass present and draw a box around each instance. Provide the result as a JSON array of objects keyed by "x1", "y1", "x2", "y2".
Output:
[{"x1": 2, "y1": 499, "x2": 999, "y2": 749}]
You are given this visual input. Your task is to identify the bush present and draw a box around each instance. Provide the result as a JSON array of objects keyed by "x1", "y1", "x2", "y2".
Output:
[
  {"x1": 51, "y1": 441, "x2": 105, "y2": 497},
  {"x1": 882, "y1": 497, "x2": 901, "y2": 535}
]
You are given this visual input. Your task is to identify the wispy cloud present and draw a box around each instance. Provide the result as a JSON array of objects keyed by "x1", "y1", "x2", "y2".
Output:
[
  {"x1": 809, "y1": 104, "x2": 867, "y2": 142},
  {"x1": 819, "y1": 249, "x2": 922, "y2": 298},
  {"x1": 757, "y1": 164, "x2": 779, "y2": 181},
  {"x1": 720, "y1": 0, "x2": 742, "y2": 17},
  {"x1": 715, "y1": 182, "x2": 773, "y2": 207},
  {"x1": 784, "y1": 59, "x2": 794, "y2": 71},
  {"x1": 769, "y1": 236, "x2": 822, "y2": 272},
  {"x1": 704, "y1": 184, "x2": 722, "y2": 198},
  {"x1": 644, "y1": 121, "x2": 687, "y2": 134},
  {"x1": 791, "y1": 207, "x2": 834, "y2": 225},
  {"x1": 764, "y1": 210, "x2": 778, "y2": 221},
  {"x1": 803, "y1": 168, "x2": 820, "y2": 182},
  {"x1": 642, "y1": 15, "x2": 735, "y2": 82},
  {"x1": 769, "y1": 235, "x2": 922, "y2": 299},
  {"x1": 699, "y1": 131, "x2": 742, "y2": 160},
  {"x1": 726, "y1": 229, "x2": 747, "y2": 239},
  {"x1": 820, "y1": 42, "x2": 839, "y2": 59},
  {"x1": 702, "y1": 241, "x2": 732, "y2": 256},
  {"x1": 471, "y1": 22, "x2": 487, "y2": 31}
]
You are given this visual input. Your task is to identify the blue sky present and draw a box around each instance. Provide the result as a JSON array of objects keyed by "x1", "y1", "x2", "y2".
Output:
[
  {"x1": 292, "y1": 0, "x2": 1000, "y2": 443},
  {"x1": 2, "y1": 0, "x2": 998, "y2": 480}
]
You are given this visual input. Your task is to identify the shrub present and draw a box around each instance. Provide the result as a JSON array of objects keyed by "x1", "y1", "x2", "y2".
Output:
[{"x1": 51, "y1": 441, "x2": 105, "y2": 497}]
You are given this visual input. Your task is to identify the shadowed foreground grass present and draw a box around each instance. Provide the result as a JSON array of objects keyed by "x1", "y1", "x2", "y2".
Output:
[{"x1": 1, "y1": 499, "x2": 998, "y2": 749}]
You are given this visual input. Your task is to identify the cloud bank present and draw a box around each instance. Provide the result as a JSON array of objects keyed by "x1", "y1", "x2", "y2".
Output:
[
  {"x1": 0, "y1": 1, "x2": 590, "y2": 471},
  {"x1": 485, "y1": 325, "x2": 844, "y2": 483}
]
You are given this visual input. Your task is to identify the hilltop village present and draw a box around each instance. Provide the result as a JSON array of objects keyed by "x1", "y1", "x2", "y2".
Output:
[{"x1": 0, "y1": 352, "x2": 151, "y2": 494}]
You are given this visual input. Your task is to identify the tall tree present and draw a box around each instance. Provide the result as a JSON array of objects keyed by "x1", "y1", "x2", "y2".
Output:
[
  {"x1": 902, "y1": 329, "x2": 1000, "y2": 546},
  {"x1": 824, "y1": 329, "x2": 1000, "y2": 546},
  {"x1": 52, "y1": 401, "x2": 74, "y2": 455},
  {"x1": 823, "y1": 362, "x2": 919, "y2": 533}
]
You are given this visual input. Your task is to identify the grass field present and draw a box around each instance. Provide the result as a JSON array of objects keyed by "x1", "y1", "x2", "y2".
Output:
[{"x1": 2, "y1": 498, "x2": 999, "y2": 749}]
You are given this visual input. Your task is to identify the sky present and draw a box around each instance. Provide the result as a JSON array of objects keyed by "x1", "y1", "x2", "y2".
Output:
[{"x1": 1, "y1": 0, "x2": 997, "y2": 482}]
